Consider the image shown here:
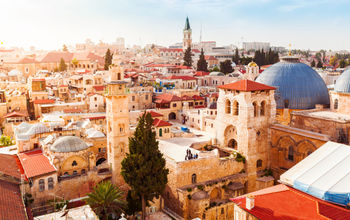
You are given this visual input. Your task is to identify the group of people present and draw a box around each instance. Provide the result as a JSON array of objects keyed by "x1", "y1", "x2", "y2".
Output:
[{"x1": 185, "y1": 149, "x2": 199, "y2": 160}]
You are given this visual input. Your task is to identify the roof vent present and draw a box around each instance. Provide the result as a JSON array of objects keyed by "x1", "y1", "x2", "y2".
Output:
[{"x1": 246, "y1": 194, "x2": 255, "y2": 210}]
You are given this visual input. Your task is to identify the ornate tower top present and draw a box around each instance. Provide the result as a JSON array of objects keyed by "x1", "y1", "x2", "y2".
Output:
[{"x1": 184, "y1": 16, "x2": 191, "y2": 31}]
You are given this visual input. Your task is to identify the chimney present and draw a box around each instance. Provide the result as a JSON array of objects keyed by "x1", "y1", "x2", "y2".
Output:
[{"x1": 246, "y1": 194, "x2": 255, "y2": 210}]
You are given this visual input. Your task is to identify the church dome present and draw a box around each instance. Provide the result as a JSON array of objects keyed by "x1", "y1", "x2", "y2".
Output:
[
  {"x1": 247, "y1": 61, "x2": 257, "y2": 67},
  {"x1": 209, "y1": 71, "x2": 225, "y2": 76},
  {"x1": 50, "y1": 136, "x2": 89, "y2": 153},
  {"x1": 256, "y1": 57, "x2": 329, "y2": 109},
  {"x1": 334, "y1": 68, "x2": 350, "y2": 93}
]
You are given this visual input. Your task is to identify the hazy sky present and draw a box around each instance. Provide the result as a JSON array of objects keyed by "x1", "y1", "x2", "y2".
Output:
[{"x1": 1, "y1": 0, "x2": 349, "y2": 51}]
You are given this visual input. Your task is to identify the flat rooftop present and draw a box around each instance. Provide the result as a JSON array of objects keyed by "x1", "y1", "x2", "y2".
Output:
[{"x1": 292, "y1": 110, "x2": 350, "y2": 123}]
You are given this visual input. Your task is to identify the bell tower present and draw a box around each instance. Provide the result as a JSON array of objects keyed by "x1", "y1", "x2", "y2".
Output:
[
  {"x1": 106, "y1": 60, "x2": 129, "y2": 186},
  {"x1": 183, "y1": 16, "x2": 192, "y2": 50}
]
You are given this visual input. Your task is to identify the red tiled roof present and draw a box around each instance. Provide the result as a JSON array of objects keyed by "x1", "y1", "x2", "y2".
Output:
[
  {"x1": 153, "y1": 118, "x2": 172, "y2": 127},
  {"x1": 3, "y1": 111, "x2": 27, "y2": 118},
  {"x1": 166, "y1": 75, "x2": 197, "y2": 81},
  {"x1": 63, "y1": 108, "x2": 83, "y2": 113},
  {"x1": 204, "y1": 55, "x2": 217, "y2": 61},
  {"x1": 218, "y1": 79, "x2": 276, "y2": 91},
  {"x1": 181, "y1": 95, "x2": 194, "y2": 101},
  {"x1": 18, "y1": 149, "x2": 56, "y2": 178},
  {"x1": 0, "y1": 154, "x2": 22, "y2": 179},
  {"x1": 41, "y1": 52, "x2": 73, "y2": 63},
  {"x1": 147, "y1": 111, "x2": 164, "y2": 117},
  {"x1": 194, "y1": 71, "x2": 210, "y2": 76},
  {"x1": 175, "y1": 65, "x2": 192, "y2": 70},
  {"x1": 59, "y1": 84, "x2": 68, "y2": 87},
  {"x1": 155, "y1": 93, "x2": 182, "y2": 103},
  {"x1": 93, "y1": 85, "x2": 105, "y2": 91},
  {"x1": 18, "y1": 57, "x2": 37, "y2": 64},
  {"x1": 159, "y1": 48, "x2": 183, "y2": 52},
  {"x1": 33, "y1": 99, "x2": 55, "y2": 104},
  {"x1": 31, "y1": 78, "x2": 45, "y2": 82},
  {"x1": 0, "y1": 179, "x2": 28, "y2": 220},
  {"x1": 192, "y1": 95, "x2": 205, "y2": 100},
  {"x1": 231, "y1": 184, "x2": 350, "y2": 220}
]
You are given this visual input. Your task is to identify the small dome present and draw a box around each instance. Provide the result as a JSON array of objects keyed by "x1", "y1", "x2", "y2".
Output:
[
  {"x1": 209, "y1": 71, "x2": 225, "y2": 76},
  {"x1": 50, "y1": 136, "x2": 89, "y2": 153},
  {"x1": 256, "y1": 57, "x2": 329, "y2": 109},
  {"x1": 8, "y1": 69, "x2": 22, "y2": 77},
  {"x1": 248, "y1": 61, "x2": 258, "y2": 67},
  {"x1": 334, "y1": 69, "x2": 350, "y2": 93}
]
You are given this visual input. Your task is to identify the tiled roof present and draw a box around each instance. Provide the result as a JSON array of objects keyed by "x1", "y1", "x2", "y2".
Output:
[
  {"x1": 85, "y1": 116, "x2": 105, "y2": 120},
  {"x1": 33, "y1": 99, "x2": 55, "y2": 104},
  {"x1": 0, "y1": 179, "x2": 28, "y2": 220},
  {"x1": 166, "y1": 75, "x2": 197, "y2": 81},
  {"x1": 18, "y1": 149, "x2": 56, "y2": 178},
  {"x1": 41, "y1": 52, "x2": 73, "y2": 63},
  {"x1": 0, "y1": 154, "x2": 22, "y2": 179},
  {"x1": 192, "y1": 95, "x2": 205, "y2": 100},
  {"x1": 3, "y1": 111, "x2": 27, "y2": 118},
  {"x1": 181, "y1": 95, "x2": 194, "y2": 101},
  {"x1": 155, "y1": 93, "x2": 182, "y2": 103},
  {"x1": 231, "y1": 184, "x2": 350, "y2": 220},
  {"x1": 147, "y1": 111, "x2": 163, "y2": 117},
  {"x1": 218, "y1": 79, "x2": 276, "y2": 91},
  {"x1": 194, "y1": 71, "x2": 210, "y2": 76},
  {"x1": 153, "y1": 118, "x2": 172, "y2": 127},
  {"x1": 93, "y1": 85, "x2": 105, "y2": 91}
]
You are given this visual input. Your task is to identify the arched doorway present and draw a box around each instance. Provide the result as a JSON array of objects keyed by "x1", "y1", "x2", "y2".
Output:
[
  {"x1": 210, "y1": 187, "x2": 222, "y2": 202},
  {"x1": 168, "y1": 112, "x2": 176, "y2": 120},
  {"x1": 228, "y1": 139, "x2": 237, "y2": 149},
  {"x1": 96, "y1": 157, "x2": 106, "y2": 166}
]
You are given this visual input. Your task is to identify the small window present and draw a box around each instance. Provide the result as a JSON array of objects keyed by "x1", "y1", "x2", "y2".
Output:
[
  {"x1": 73, "y1": 170, "x2": 78, "y2": 175},
  {"x1": 191, "y1": 174, "x2": 197, "y2": 184},
  {"x1": 256, "y1": 159, "x2": 262, "y2": 168},
  {"x1": 334, "y1": 99, "x2": 338, "y2": 110},
  {"x1": 48, "y1": 177, "x2": 54, "y2": 190},
  {"x1": 72, "y1": 160, "x2": 78, "y2": 166},
  {"x1": 39, "y1": 179, "x2": 45, "y2": 192},
  {"x1": 288, "y1": 146, "x2": 294, "y2": 161},
  {"x1": 173, "y1": 103, "x2": 177, "y2": 107},
  {"x1": 81, "y1": 169, "x2": 86, "y2": 175}
]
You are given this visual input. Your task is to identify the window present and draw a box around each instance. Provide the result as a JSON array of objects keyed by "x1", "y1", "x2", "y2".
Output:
[
  {"x1": 260, "y1": 101, "x2": 266, "y2": 116},
  {"x1": 73, "y1": 171, "x2": 78, "y2": 175},
  {"x1": 117, "y1": 73, "x2": 121, "y2": 80},
  {"x1": 159, "y1": 128, "x2": 162, "y2": 137},
  {"x1": 94, "y1": 97, "x2": 97, "y2": 101},
  {"x1": 334, "y1": 99, "x2": 338, "y2": 110},
  {"x1": 221, "y1": 208, "x2": 224, "y2": 214},
  {"x1": 173, "y1": 103, "x2": 177, "y2": 107},
  {"x1": 81, "y1": 169, "x2": 86, "y2": 175},
  {"x1": 256, "y1": 159, "x2": 262, "y2": 168},
  {"x1": 48, "y1": 177, "x2": 54, "y2": 190},
  {"x1": 253, "y1": 102, "x2": 258, "y2": 117},
  {"x1": 288, "y1": 146, "x2": 294, "y2": 161},
  {"x1": 98, "y1": 148, "x2": 102, "y2": 152},
  {"x1": 191, "y1": 174, "x2": 197, "y2": 183},
  {"x1": 145, "y1": 94, "x2": 148, "y2": 100},
  {"x1": 39, "y1": 179, "x2": 45, "y2": 192},
  {"x1": 132, "y1": 96, "x2": 135, "y2": 101},
  {"x1": 72, "y1": 160, "x2": 78, "y2": 166},
  {"x1": 225, "y1": 99, "x2": 231, "y2": 114},
  {"x1": 233, "y1": 101, "x2": 239, "y2": 115}
]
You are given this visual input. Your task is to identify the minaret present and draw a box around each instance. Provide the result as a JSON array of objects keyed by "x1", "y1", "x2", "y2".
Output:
[
  {"x1": 183, "y1": 16, "x2": 192, "y2": 50},
  {"x1": 106, "y1": 60, "x2": 129, "y2": 187}
]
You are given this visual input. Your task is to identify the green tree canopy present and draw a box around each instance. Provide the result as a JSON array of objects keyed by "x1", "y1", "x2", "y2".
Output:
[
  {"x1": 339, "y1": 59, "x2": 346, "y2": 68},
  {"x1": 85, "y1": 181, "x2": 125, "y2": 220},
  {"x1": 232, "y1": 48, "x2": 240, "y2": 64},
  {"x1": 0, "y1": 135, "x2": 12, "y2": 146},
  {"x1": 316, "y1": 59, "x2": 323, "y2": 68},
  {"x1": 183, "y1": 47, "x2": 193, "y2": 67},
  {"x1": 197, "y1": 48, "x2": 208, "y2": 71},
  {"x1": 311, "y1": 60, "x2": 316, "y2": 67},
  {"x1": 59, "y1": 58, "x2": 67, "y2": 72},
  {"x1": 104, "y1": 48, "x2": 113, "y2": 70},
  {"x1": 220, "y1": 59, "x2": 233, "y2": 74},
  {"x1": 121, "y1": 112, "x2": 169, "y2": 220}
]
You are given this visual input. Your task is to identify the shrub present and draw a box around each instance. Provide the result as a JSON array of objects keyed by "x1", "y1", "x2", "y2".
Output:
[
  {"x1": 197, "y1": 185, "x2": 204, "y2": 190},
  {"x1": 187, "y1": 188, "x2": 192, "y2": 192}
]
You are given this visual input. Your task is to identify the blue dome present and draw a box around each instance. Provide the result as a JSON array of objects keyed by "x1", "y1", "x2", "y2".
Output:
[
  {"x1": 334, "y1": 68, "x2": 350, "y2": 93},
  {"x1": 256, "y1": 58, "x2": 329, "y2": 109}
]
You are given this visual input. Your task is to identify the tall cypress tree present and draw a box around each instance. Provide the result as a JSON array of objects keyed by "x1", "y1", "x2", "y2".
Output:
[
  {"x1": 121, "y1": 112, "x2": 169, "y2": 220},
  {"x1": 232, "y1": 48, "x2": 240, "y2": 64},
  {"x1": 197, "y1": 48, "x2": 208, "y2": 71},
  {"x1": 183, "y1": 47, "x2": 193, "y2": 67},
  {"x1": 59, "y1": 58, "x2": 67, "y2": 71},
  {"x1": 104, "y1": 48, "x2": 113, "y2": 70}
]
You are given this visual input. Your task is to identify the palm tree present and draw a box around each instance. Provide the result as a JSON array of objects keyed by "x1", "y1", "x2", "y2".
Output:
[{"x1": 85, "y1": 181, "x2": 126, "y2": 220}]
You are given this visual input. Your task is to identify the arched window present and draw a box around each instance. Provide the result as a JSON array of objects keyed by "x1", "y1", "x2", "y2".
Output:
[
  {"x1": 48, "y1": 177, "x2": 54, "y2": 190},
  {"x1": 253, "y1": 102, "x2": 258, "y2": 117},
  {"x1": 225, "y1": 100, "x2": 231, "y2": 114},
  {"x1": 191, "y1": 174, "x2": 197, "y2": 184},
  {"x1": 288, "y1": 146, "x2": 294, "y2": 161},
  {"x1": 72, "y1": 161, "x2": 78, "y2": 166},
  {"x1": 117, "y1": 73, "x2": 121, "y2": 80},
  {"x1": 81, "y1": 169, "x2": 86, "y2": 175},
  {"x1": 256, "y1": 159, "x2": 262, "y2": 168},
  {"x1": 73, "y1": 171, "x2": 78, "y2": 175},
  {"x1": 39, "y1": 179, "x2": 45, "y2": 192},
  {"x1": 260, "y1": 101, "x2": 266, "y2": 116},
  {"x1": 233, "y1": 101, "x2": 239, "y2": 115},
  {"x1": 159, "y1": 128, "x2": 163, "y2": 137},
  {"x1": 334, "y1": 99, "x2": 338, "y2": 110}
]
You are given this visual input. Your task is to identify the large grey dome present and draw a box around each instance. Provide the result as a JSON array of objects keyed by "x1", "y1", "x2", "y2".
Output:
[
  {"x1": 334, "y1": 68, "x2": 350, "y2": 93},
  {"x1": 50, "y1": 136, "x2": 89, "y2": 153},
  {"x1": 256, "y1": 57, "x2": 329, "y2": 109}
]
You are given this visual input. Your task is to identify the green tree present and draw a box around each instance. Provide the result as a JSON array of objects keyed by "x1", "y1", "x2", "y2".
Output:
[
  {"x1": 121, "y1": 112, "x2": 169, "y2": 220},
  {"x1": 104, "y1": 48, "x2": 113, "y2": 70},
  {"x1": 339, "y1": 59, "x2": 346, "y2": 68},
  {"x1": 0, "y1": 135, "x2": 12, "y2": 146},
  {"x1": 316, "y1": 59, "x2": 323, "y2": 68},
  {"x1": 125, "y1": 190, "x2": 142, "y2": 218},
  {"x1": 62, "y1": 44, "x2": 68, "y2": 52},
  {"x1": 197, "y1": 48, "x2": 208, "y2": 71},
  {"x1": 220, "y1": 59, "x2": 233, "y2": 74},
  {"x1": 311, "y1": 60, "x2": 316, "y2": 67},
  {"x1": 85, "y1": 181, "x2": 125, "y2": 220},
  {"x1": 329, "y1": 56, "x2": 338, "y2": 67},
  {"x1": 183, "y1": 47, "x2": 193, "y2": 67},
  {"x1": 71, "y1": 58, "x2": 79, "y2": 69},
  {"x1": 232, "y1": 48, "x2": 240, "y2": 64},
  {"x1": 210, "y1": 66, "x2": 220, "y2": 72},
  {"x1": 59, "y1": 58, "x2": 67, "y2": 72}
]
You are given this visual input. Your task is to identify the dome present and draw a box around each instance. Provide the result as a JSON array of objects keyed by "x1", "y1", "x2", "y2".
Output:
[
  {"x1": 247, "y1": 61, "x2": 258, "y2": 67},
  {"x1": 334, "y1": 69, "x2": 350, "y2": 93},
  {"x1": 50, "y1": 136, "x2": 89, "y2": 153},
  {"x1": 209, "y1": 71, "x2": 225, "y2": 76},
  {"x1": 256, "y1": 57, "x2": 329, "y2": 109}
]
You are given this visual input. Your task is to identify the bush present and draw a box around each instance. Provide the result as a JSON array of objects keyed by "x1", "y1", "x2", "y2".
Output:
[
  {"x1": 187, "y1": 194, "x2": 192, "y2": 200},
  {"x1": 186, "y1": 188, "x2": 192, "y2": 192},
  {"x1": 264, "y1": 168, "x2": 273, "y2": 177},
  {"x1": 197, "y1": 185, "x2": 204, "y2": 190}
]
